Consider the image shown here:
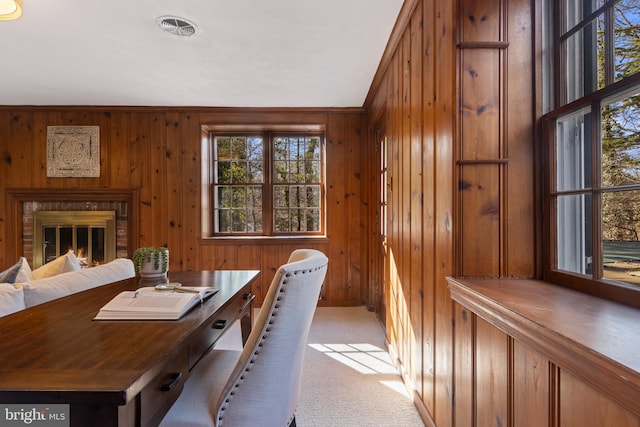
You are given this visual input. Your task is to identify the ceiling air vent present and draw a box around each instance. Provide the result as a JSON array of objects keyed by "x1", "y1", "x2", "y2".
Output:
[{"x1": 157, "y1": 16, "x2": 198, "y2": 37}]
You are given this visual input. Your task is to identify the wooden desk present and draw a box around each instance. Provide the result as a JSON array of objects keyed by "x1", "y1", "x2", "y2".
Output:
[{"x1": 0, "y1": 270, "x2": 259, "y2": 427}]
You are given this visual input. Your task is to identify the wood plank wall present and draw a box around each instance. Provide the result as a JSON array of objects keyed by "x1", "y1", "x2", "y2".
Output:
[
  {"x1": 363, "y1": 0, "x2": 536, "y2": 425},
  {"x1": 0, "y1": 108, "x2": 366, "y2": 306}
]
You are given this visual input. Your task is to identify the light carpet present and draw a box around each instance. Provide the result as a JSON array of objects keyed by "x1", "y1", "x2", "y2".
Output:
[{"x1": 217, "y1": 306, "x2": 424, "y2": 427}]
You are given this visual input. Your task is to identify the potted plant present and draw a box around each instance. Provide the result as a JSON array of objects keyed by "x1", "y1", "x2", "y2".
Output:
[{"x1": 133, "y1": 246, "x2": 169, "y2": 278}]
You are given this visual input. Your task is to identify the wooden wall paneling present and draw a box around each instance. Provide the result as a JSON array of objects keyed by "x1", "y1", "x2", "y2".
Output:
[
  {"x1": 363, "y1": 84, "x2": 387, "y2": 310},
  {"x1": 512, "y1": 340, "x2": 549, "y2": 427},
  {"x1": 399, "y1": 24, "x2": 413, "y2": 385},
  {"x1": 180, "y1": 112, "x2": 200, "y2": 272},
  {"x1": 0, "y1": 110, "x2": 8, "y2": 165},
  {"x1": 77, "y1": 111, "x2": 102, "y2": 190},
  {"x1": 433, "y1": 0, "x2": 456, "y2": 424},
  {"x1": 0, "y1": 110, "x2": 13, "y2": 266},
  {"x1": 409, "y1": 2, "x2": 425, "y2": 398},
  {"x1": 451, "y1": 287, "x2": 480, "y2": 427},
  {"x1": 149, "y1": 113, "x2": 168, "y2": 250},
  {"x1": 44, "y1": 111, "x2": 73, "y2": 191},
  {"x1": 460, "y1": 49, "x2": 501, "y2": 161},
  {"x1": 474, "y1": 316, "x2": 509, "y2": 427},
  {"x1": 32, "y1": 112, "x2": 49, "y2": 188},
  {"x1": 559, "y1": 369, "x2": 640, "y2": 427},
  {"x1": 198, "y1": 245, "x2": 226, "y2": 270},
  {"x1": 96, "y1": 112, "x2": 112, "y2": 188},
  {"x1": 213, "y1": 245, "x2": 237, "y2": 270},
  {"x1": 164, "y1": 112, "x2": 184, "y2": 270},
  {"x1": 459, "y1": 165, "x2": 501, "y2": 276},
  {"x1": 460, "y1": 0, "x2": 503, "y2": 42},
  {"x1": 198, "y1": 110, "x2": 329, "y2": 127},
  {"x1": 421, "y1": 0, "x2": 437, "y2": 412},
  {"x1": 370, "y1": 97, "x2": 388, "y2": 316},
  {"x1": 393, "y1": 47, "x2": 404, "y2": 358},
  {"x1": 233, "y1": 243, "x2": 261, "y2": 272},
  {"x1": 387, "y1": 49, "x2": 401, "y2": 351},
  {"x1": 364, "y1": 118, "x2": 376, "y2": 309},
  {"x1": 364, "y1": 88, "x2": 388, "y2": 312},
  {"x1": 0, "y1": 112, "x2": 6, "y2": 265},
  {"x1": 505, "y1": 0, "x2": 536, "y2": 277},
  {"x1": 4, "y1": 112, "x2": 34, "y2": 189},
  {"x1": 362, "y1": 115, "x2": 376, "y2": 309},
  {"x1": 267, "y1": 244, "x2": 295, "y2": 301},
  {"x1": 453, "y1": 302, "x2": 474, "y2": 427},
  {"x1": 130, "y1": 112, "x2": 152, "y2": 248},
  {"x1": 345, "y1": 113, "x2": 364, "y2": 305},
  {"x1": 261, "y1": 245, "x2": 279, "y2": 303},
  {"x1": 325, "y1": 114, "x2": 349, "y2": 303},
  {"x1": 106, "y1": 112, "x2": 131, "y2": 189}
]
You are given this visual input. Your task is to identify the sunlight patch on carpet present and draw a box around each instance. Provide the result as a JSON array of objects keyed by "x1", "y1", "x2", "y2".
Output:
[
  {"x1": 307, "y1": 342, "x2": 412, "y2": 400},
  {"x1": 308, "y1": 343, "x2": 396, "y2": 374}
]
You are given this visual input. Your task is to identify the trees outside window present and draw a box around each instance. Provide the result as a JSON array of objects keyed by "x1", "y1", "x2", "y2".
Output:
[
  {"x1": 210, "y1": 132, "x2": 324, "y2": 237},
  {"x1": 545, "y1": 0, "x2": 640, "y2": 304}
]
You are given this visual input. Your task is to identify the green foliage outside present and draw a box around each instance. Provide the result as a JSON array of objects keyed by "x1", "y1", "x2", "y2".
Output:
[{"x1": 214, "y1": 135, "x2": 322, "y2": 234}]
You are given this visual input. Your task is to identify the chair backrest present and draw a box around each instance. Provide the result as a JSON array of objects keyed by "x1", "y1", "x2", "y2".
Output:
[{"x1": 213, "y1": 249, "x2": 328, "y2": 427}]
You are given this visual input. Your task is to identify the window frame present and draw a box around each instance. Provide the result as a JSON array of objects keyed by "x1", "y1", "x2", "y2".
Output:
[
  {"x1": 542, "y1": 0, "x2": 640, "y2": 307},
  {"x1": 204, "y1": 128, "x2": 326, "y2": 239}
]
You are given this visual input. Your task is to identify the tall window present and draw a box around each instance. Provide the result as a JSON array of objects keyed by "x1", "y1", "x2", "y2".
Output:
[
  {"x1": 544, "y1": 0, "x2": 640, "y2": 304},
  {"x1": 208, "y1": 131, "x2": 325, "y2": 237}
]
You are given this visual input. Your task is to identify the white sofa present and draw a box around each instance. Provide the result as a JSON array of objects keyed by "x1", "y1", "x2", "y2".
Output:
[{"x1": 0, "y1": 257, "x2": 135, "y2": 317}]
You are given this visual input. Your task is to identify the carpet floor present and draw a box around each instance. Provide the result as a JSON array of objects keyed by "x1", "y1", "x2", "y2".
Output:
[{"x1": 217, "y1": 306, "x2": 425, "y2": 427}]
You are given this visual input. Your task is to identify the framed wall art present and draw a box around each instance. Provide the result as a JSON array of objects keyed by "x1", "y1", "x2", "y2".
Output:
[{"x1": 47, "y1": 126, "x2": 100, "y2": 177}]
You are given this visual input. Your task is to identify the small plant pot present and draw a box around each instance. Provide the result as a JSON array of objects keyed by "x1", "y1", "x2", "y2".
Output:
[
  {"x1": 133, "y1": 247, "x2": 169, "y2": 279},
  {"x1": 139, "y1": 254, "x2": 169, "y2": 278}
]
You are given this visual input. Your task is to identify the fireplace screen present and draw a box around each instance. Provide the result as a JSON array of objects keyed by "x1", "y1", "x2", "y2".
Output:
[{"x1": 33, "y1": 211, "x2": 116, "y2": 268}]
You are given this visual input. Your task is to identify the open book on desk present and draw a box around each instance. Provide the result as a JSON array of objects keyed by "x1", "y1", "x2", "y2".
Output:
[{"x1": 94, "y1": 284, "x2": 219, "y2": 320}]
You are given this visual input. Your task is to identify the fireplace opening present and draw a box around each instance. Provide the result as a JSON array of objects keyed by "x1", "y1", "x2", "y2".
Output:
[{"x1": 33, "y1": 211, "x2": 116, "y2": 268}]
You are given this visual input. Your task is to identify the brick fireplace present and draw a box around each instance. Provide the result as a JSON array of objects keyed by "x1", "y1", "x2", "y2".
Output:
[
  {"x1": 6, "y1": 190, "x2": 138, "y2": 269},
  {"x1": 27, "y1": 205, "x2": 125, "y2": 268}
]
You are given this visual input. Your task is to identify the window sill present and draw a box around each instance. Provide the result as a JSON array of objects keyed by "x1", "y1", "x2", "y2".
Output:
[
  {"x1": 198, "y1": 236, "x2": 330, "y2": 246},
  {"x1": 447, "y1": 277, "x2": 640, "y2": 414}
]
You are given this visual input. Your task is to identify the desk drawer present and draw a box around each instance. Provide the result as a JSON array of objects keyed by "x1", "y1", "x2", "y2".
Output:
[
  {"x1": 188, "y1": 297, "x2": 244, "y2": 369},
  {"x1": 140, "y1": 351, "x2": 188, "y2": 427}
]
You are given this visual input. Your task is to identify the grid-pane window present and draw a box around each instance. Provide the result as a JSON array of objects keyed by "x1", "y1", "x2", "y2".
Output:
[
  {"x1": 211, "y1": 132, "x2": 324, "y2": 236},
  {"x1": 213, "y1": 136, "x2": 264, "y2": 234},
  {"x1": 272, "y1": 136, "x2": 322, "y2": 233},
  {"x1": 545, "y1": 0, "x2": 640, "y2": 302}
]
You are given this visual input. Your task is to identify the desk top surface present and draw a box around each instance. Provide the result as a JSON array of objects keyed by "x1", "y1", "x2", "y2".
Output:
[{"x1": 0, "y1": 270, "x2": 259, "y2": 403}]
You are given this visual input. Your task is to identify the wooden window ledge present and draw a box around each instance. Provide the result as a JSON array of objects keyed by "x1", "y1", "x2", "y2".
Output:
[{"x1": 447, "y1": 277, "x2": 640, "y2": 414}]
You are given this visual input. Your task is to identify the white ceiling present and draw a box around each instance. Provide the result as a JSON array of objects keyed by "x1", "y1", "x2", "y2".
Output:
[{"x1": 0, "y1": 0, "x2": 404, "y2": 108}]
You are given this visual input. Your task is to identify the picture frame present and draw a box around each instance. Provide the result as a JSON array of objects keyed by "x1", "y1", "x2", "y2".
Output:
[{"x1": 47, "y1": 126, "x2": 100, "y2": 177}]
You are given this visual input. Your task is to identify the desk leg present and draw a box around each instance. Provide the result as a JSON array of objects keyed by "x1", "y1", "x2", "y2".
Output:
[{"x1": 239, "y1": 293, "x2": 255, "y2": 345}]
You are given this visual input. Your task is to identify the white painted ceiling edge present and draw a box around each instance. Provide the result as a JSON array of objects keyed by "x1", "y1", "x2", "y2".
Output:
[{"x1": 0, "y1": 0, "x2": 404, "y2": 107}]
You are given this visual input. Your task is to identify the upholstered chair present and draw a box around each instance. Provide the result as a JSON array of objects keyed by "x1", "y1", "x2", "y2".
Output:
[{"x1": 159, "y1": 248, "x2": 329, "y2": 427}]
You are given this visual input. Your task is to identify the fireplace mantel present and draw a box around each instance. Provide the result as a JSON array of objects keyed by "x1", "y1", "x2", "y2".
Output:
[{"x1": 4, "y1": 189, "x2": 138, "y2": 266}]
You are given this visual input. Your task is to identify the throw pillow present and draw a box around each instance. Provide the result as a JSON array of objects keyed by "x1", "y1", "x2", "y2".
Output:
[
  {"x1": 31, "y1": 250, "x2": 81, "y2": 280},
  {"x1": 15, "y1": 257, "x2": 32, "y2": 283},
  {"x1": 0, "y1": 258, "x2": 23, "y2": 283},
  {"x1": 0, "y1": 257, "x2": 33, "y2": 283}
]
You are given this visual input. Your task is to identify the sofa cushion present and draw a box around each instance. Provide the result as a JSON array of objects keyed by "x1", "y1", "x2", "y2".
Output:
[
  {"x1": 0, "y1": 283, "x2": 25, "y2": 317},
  {"x1": 31, "y1": 250, "x2": 81, "y2": 280},
  {"x1": 15, "y1": 257, "x2": 33, "y2": 283},
  {"x1": 0, "y1": 259, "x2": 23, "y2": 283},
  {"x1": 0, "y1": 257, "x2": 32, "y2": 284},
  {"x1": 23, "y1": 258, "x2": 135, "y2": 308}
]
